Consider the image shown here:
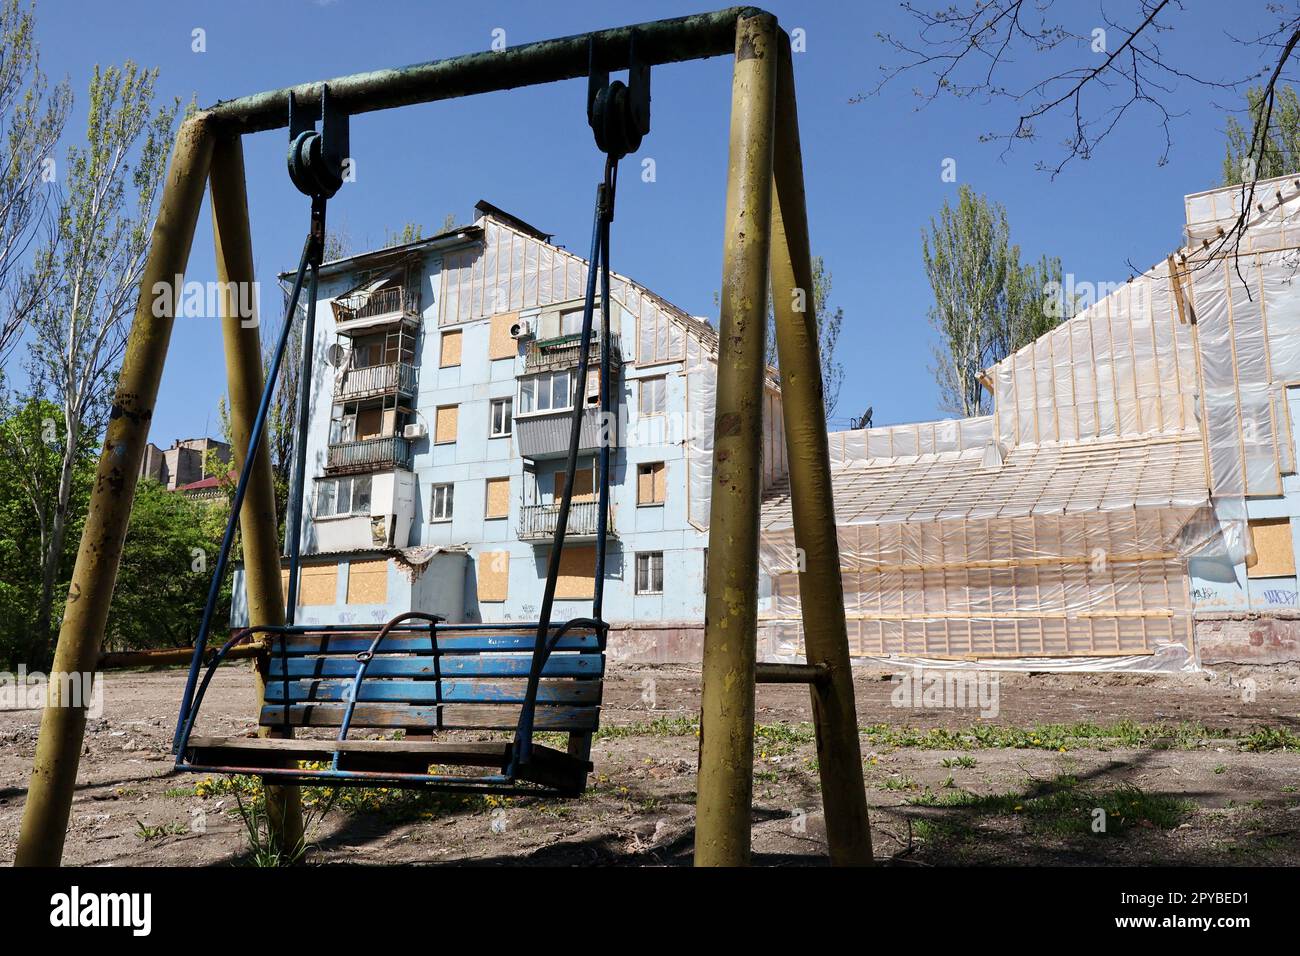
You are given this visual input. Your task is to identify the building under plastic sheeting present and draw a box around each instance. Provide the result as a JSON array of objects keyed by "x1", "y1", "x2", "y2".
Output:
[{"x1": 759, "y1": 174, "x2": 1300, "y2": 671}]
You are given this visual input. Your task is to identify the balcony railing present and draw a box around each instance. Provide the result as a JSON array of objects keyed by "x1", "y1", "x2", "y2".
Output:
[
  {"x1": 518, "y1": 499, "x2": 616, "y2": 541},
  {"x1": 335, "y1": 285, "x2": 419, "y2": 326},
  {"x1": 337, "y1": 362, "x2": 416, "y2": 401},
  {"x1": 523, "y1": 332, "x2": 622, "y2": 373},
  {"x1": 326, "y1": 435, "x2": 413, "y2": 475}
]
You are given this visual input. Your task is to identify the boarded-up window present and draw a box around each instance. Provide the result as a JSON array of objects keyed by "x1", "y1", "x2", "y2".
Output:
[
  {"x1": 555, "y1": 545, "x2": 596, "y2": 599},
  {"x1": 489, "y1": 312, "x2": 519, "y2": 360},
  {"x1": 554, "y1": 467, "x2": 594, "y2": 502},
  {"x1": 439, "y1": 329, "x2": 463, "y2": 367},
  {"x1": 478, "y1": 551, "x2": 509, "y2": 602},
  {"x1": 1248, "y1": 518, "x2": 1295, "y2": 577},
  {"x1": 637, "y1": 462, "x2": 666, "y2": 505},
  {"x1": 346, "y1": 559, "x2": 388, "y2": 604},
  {"x1": 282, "y1": 563, "x2": 338, "y2": 606},
  {"x1": 485, "y1": 477, "x2": 510, "y2": 519},
  {"x1": 356, "y1": 406, "x2": 383, "y2": 441},
  {"x1": 435, "y1": 405, "x2": 458, "y2": 444}
]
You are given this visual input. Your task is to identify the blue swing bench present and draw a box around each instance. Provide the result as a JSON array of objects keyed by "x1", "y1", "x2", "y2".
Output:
[{"x1": 175, "y1": 613, "x2": 606, "y2": 795}]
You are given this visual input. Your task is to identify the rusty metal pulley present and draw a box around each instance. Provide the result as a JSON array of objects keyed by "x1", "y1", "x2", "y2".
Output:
[
  {"x1": 287, "y1": 84, "x2": 350, "y2": 199},
  {"x1": 587, "y1": 33, "x2": 650, "y2": 159}
]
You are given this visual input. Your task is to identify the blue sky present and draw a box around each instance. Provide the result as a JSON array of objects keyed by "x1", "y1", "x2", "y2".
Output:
[{"x1": 27, "y1": 0, "x2": 1280, "y2": 440}]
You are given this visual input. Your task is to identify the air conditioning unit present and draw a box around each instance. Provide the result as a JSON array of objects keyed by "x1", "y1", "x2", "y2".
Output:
[
  {"x1": 403, "y1": 423, "x2": 427, "y2": 440},
  {"x1": 510, "y1": 317, "x2": 534, "y2": 340}
]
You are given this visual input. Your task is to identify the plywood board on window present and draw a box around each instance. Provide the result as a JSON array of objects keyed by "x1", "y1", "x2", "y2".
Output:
[
  {"x1": 478, "y1": 551, "x2": 510, "y2": 602},
  {"x1": 435, "y1": 405, "x2": 458, "y2": 444},
  {"x1": 357, "y1": 406, "x2": 382, "y2": 441},
  {"x1": 489, "y1": 312, "x2": 518, "y2": 360},
  {"x1": 439, "y1": 329, "x2": 463, "y2": 367},
  {"x1": 555, "y1": 545, "x2": 596, "y2": 599},
  {"x1": 554, "y1": 468, "x2": 594, "y2": 502},
  {"x1": 283, "y1": 563, "x2": 338, "y2": 606},
  {"x1": 346, "y1": 559, "x2": 388, "y2": 604},
  {"x1": 485, "y1": 477, "x2": 510, "y2": 518},
  {"x1": 1248, "y1": 518, "x2": 1295, "y2": 578},
  {"x1": 638, "y1": 462, "x2": 665, "y2": 504}
]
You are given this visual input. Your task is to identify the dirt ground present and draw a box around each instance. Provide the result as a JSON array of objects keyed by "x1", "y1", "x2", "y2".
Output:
[{"x1": 1, "y1": 662, "x2": 1299, "y2": 866}]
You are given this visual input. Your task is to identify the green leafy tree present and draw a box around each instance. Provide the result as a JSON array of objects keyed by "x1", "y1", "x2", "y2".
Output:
[
  {"x1": 923, "y1": 185, "x2": 1063, "y2": 417},
  {"x1": 104, "y1": 480, "x2": 229, "y2": 651},
  {"x1": 19, "y1": 61, "x2": 177, "y2": 666},
  {"x1": 0, "y1": 0, "x2": 71, "y2": 363},
  {"x1": 383, "y1": 221, "x2": 423, "y2": 248},
  {"x1": 1223, "y1": 84, "x2": 1300, "y2": 186},
  {"x1": 764, "y1": 254, "x2": 845, "y2": 419},
  {"x1": 0, "y1": 396, "x2": 93, "y2": 667}
]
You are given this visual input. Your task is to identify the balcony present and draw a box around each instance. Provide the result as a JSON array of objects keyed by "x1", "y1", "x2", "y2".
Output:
[
  {"x1": 337, "y1": 362, "x2": 416, "y2": 402},
  {"x1": 333, "y1": 285, "x2": 420, "y2": 334},
  {"x1": 518, "y1": 499, "x2": 616, "y2": 542},
  {"x1": 326, "y1": 435, "x2": 413, "y2": 475},
  {"x1": 523, "y1": 332, "x2": 622, "y2": 374},
  {"x1": 515, "y1": 405, "x2": 619, "y2": 460}
]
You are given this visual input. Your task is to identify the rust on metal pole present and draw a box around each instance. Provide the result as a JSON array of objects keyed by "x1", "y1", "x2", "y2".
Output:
[
  {"x1": 209, "y1": 134, "x2": 304, "y2": 858},
  {"x1": 205, "y1": 8, "x2": 761, "y2": 135},
  {"x1": 769, "y1": 34, "x2": 873, "y2": 866},
  {"x1": 98, "y1": 643, "x2": 265, "y2": 670},
  {"x1": 695, "y1": 9, "x2": 778, "y2": 868},
  {"x1": 15, "y1": 115, "x2": 216, "y2": 867}
]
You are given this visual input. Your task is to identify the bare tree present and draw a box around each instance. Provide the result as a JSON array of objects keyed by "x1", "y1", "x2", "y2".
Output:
[
  {"x1": 20, "y1": 62, "x2": 176, "y2": 665},
  {"x1": 765, "y1": 255, "x2": 845, "y2": 419},
  {"x1": 869, "y1": 1, "x2": 1300, "y2": 264},
  {"x1": 0, "y1": 0, "x2": 71, "y2": 364}
]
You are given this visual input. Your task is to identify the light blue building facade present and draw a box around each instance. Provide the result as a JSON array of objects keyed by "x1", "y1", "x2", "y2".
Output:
[{"x1": 232, "y1": 201, "x2": 789, "y2": 661}]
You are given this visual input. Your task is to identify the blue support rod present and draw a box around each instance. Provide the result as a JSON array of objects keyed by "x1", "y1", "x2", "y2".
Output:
[
  {"x1": 284, "y1": 259, "x2": 320, "y2": 623},
  {"x1": 172, "y1": 236, "x2": 315, "y2": 753},
  {"x1": 593, "y1": 163, "x2": 616, "y2": 620},
  {"x1": 514, "y1": 162, "x2": 613, "y2": 768}
]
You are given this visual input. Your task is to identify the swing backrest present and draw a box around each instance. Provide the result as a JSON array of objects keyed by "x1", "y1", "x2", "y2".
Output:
[{"x1": 260, "y1": 623, "x2": 605, "y2": 736}]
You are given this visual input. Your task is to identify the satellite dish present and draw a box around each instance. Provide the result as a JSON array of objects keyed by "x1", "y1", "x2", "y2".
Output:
[{"x1": 326, "y1": 343, "x2": 346, "y2": 367}]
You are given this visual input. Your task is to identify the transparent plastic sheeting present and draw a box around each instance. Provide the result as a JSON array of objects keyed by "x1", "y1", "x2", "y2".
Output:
[
  {"x1": 439, "y1": 215, "x2": 710, "y2": 367},
  {"x1": 685, "y1": 342, "x2": 788, "y2": 531},
  {"x1": 829, "y1": 416, "x2": 994, "y2": 462},
  {"x1": 756, "y1": 178, "x2": 1300, "y2": 672},
  {"x1": 759, "y1": 508, "x2": 1200, "y2": 670}
]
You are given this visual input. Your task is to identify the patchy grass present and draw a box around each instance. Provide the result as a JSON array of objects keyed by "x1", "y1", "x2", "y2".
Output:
[
  {"x1": 907, "y1": 775, "x2": 1194, "y2": 841},
  {"x1": 860, "y1": 720, "x2": 1244, "y2": 752},
  {"x1": 135, "y1": 819, "x2": 187, "y2": 841},
  {"x1": 1240, "y1": 727, "x2": 1300, "y2": 752},
  {"x1": 187, "y1": 770, "x2": 502, "y2": 824},
  {"x1": 535, "y1": 717, "x2": 1289, "y2": 756}
]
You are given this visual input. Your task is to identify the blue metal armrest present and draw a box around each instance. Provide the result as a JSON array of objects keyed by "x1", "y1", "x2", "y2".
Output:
[{"x1": 333, "y1": 612, "x2": 444, "y2": 769}]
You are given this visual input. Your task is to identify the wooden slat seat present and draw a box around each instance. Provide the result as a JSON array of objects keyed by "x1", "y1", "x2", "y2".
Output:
[{"x1": 177, "y1": 621, "x2": 606, "y2": 794}]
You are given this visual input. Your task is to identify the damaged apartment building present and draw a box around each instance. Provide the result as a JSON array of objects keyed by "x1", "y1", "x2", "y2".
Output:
[
  {"x1": 234, "y1": 177, "x2": 1300, "y2": 670},
  {"x1": 233, "y1": 201, "x2": 787, "y2": 657}
]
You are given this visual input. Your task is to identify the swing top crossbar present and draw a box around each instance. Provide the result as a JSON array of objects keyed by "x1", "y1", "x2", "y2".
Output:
[{"x1": 202, "y1": 7, "x2": 764, "y2": 135}]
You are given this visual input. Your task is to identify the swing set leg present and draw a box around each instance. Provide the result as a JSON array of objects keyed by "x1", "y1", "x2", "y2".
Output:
[
  {"x1": 696, "y1": 14, "x2": 872, "y2": 867},
  {"x1": 767, "y1": 34, "x2": 872, "y2": 867},
  {"x1": 209, "y1": 134, "x2": 305, "y2": 860},
  {"x1": 696, "y1": 11, "x2": 778, "y2": 868},
  {"x1": 15, "y1": 116, "x2": 217, "y2": 867}
]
